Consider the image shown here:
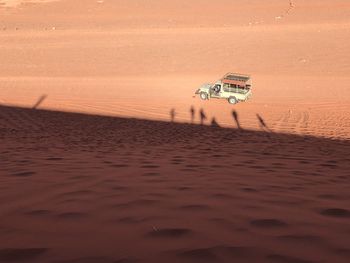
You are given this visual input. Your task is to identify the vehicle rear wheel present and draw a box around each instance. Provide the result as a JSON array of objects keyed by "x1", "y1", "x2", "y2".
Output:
[
  {"x1": 228, "y1": 96, "x2": 237, "y2": 104},
  {"x1": 200, "y1": 92, "x2": 208, "y2": 100}
]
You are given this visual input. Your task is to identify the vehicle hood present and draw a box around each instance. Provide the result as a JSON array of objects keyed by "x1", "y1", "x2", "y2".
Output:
[{"x1": 199, "y1": 83, "x2": 212, "y2": 91}]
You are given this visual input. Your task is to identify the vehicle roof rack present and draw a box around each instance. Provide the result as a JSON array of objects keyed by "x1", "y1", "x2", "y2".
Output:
[{"x1": 222, "y1": 72, "x2": 250, "y2": 82}]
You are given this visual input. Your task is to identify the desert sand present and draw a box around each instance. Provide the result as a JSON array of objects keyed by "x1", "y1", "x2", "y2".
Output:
[{"x1": 0, "y1": 0, "x2": 350, "y2": 262}]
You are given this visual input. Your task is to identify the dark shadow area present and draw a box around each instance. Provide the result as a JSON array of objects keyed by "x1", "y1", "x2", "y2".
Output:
[
  {"x1": 1, "y1": 104, "x2": 350, "y2": 263},
  {"x1": 0, "y1": 104, "x2": 348, "y2": 150},
  {"x1": 32, "y1": 95, "x2": 47, "y2": 110}
]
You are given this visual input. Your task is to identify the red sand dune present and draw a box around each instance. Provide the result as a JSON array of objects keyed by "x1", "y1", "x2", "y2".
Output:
[
  {"x1": 1, "y1": 105, "x2": 350, "y2": 263},
  {"x1": 0, "y1": 0, "x2": 350, "y2": 262},
  {"x1": 1, "y1": 0, "x2": 350, "y2": 139}
]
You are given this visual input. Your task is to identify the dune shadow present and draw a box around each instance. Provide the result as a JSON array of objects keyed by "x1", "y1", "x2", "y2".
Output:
[
  {"x1": 1, "y1": 104, "x2": 349, "y2": 147},
  {"x1": 1, "y1": 104, "x2": 349, "y2": 175},
  {"x1": 1, "y1": 104, "x2": 350, "y2": 263}
]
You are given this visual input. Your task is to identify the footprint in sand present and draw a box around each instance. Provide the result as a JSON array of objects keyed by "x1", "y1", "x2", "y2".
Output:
[
  {"x1": 112, "y1": 199, "x2": 158, "y2": 210},
  {"x1": 147, "y1": 228, "x2": 192, "y2": 238},
  {"x1": 117, "y1": 216, "x2": 149, "y2": 224},
  {"x1": 11, "y1": 171, "x2": 36, "y2": 177},
  {"x1": 177, "y1": 248, "x2": 219, "y2": 262},
  {"x1": 266, "y1": 254, "x2": 313, "y2": 263},
  {"x1": 57, "y1": 212, "x2": 88, "y2": 219},
  {"x1": 56, "y1": 256, "x2": 132, "y2": 263},
  {"x1": 320, "y1": 208, "x2": 350, "y2": 218},
  {"x1": 179, "y1": 204, "x2": 211, "y2": 211},
  {"x1": 140, "y1": 164, "x2": 160, "y2": 168},
  {"x1": 277, "y1": 234, "x2": 326, "y2": 245},
  {"x1": 46, "y1": 157, "x2": 64, "y2": 161},
  {"x1": 317, "y1": 194, "x2": 343, "y2": 200},
  {"x1": 24, "y1": 209, "x2": 51, "y2": 216},
  {"x1": 0, "y1": 248, "x2": 48, "y2": 261},
  {"x1": 177, "y1": 246, "x2": 257, "y2": 262},
  {"x1": 250, "y1": 219, "x2": 288, "y2": 228}
]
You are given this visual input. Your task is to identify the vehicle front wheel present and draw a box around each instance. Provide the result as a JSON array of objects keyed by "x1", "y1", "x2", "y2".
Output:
[
  {"x1": 228, "y1": 96, "x2": 237, "y2": 104},
  {"x1": 200, "y1": 92, "x2": 208, "y2": 100}
]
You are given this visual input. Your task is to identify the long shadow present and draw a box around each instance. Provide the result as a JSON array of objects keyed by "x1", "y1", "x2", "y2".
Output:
[
  {"x1": 190, "y1": 106, "x2": 195, "y2": 124},
  {"x1": 256, "y1": 113, "x2": 272, "y2": 132},
  {"x1": 0, "y1": 104, "x2": 348, "y2": 150},
  {"x1": 170, "y1": 108, "x2": 176, "y2": 122},
  {"x1": 199, "y1": 108, "x2": 207, "y2": 125},
  {"x1": 232, "y1": 110, "x2": 242, "y2": 130},
  {"x1": 32, "y1": 95, "x2": 48, "y2": 109}
]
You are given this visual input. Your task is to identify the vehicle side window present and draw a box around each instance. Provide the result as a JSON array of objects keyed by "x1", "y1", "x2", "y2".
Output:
[
  {"x1": 226, "y1": 84, "x2": 237, "y2": 93},
  {"x1": 223, "y1": 83, "x2": 248, "y2": 93},
  {"x1": 223, "y1": 83, "x2": 230, "y2": 92},
  {"x1": 239, "y1": 86, "x2": 246, "y2": 93}
]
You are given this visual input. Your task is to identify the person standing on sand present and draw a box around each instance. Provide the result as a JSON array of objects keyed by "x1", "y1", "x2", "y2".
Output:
[
  {"x1": 199, "y1": 108, "x2": 207, "y2": 125},
  {"x1": 190, "y1": 106, "x2": 195, "y2": 124}
]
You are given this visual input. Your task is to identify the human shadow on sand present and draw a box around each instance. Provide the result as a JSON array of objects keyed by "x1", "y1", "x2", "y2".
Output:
[
  {"x1": 32, "y1": 95, "x2": 48, "y2": 109},
  {"x1": 1, "y1": 104, "x2": 349, "y2": 170},
  {"x1": 1, "y1": 104, "x2": 349, "y2": 149}
]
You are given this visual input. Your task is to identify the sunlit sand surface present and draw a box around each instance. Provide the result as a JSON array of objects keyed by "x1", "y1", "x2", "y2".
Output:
[{"x1": 1, "y1": 21, "x2": 350, "y2": 139}]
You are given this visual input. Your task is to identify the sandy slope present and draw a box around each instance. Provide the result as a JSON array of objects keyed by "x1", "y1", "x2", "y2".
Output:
[
  {"x1": 1, "y1": 105, "x2": 350, "y2": 263},
  {"x1": 0, "y1": 0, "x2": 350, "y2": 262}
]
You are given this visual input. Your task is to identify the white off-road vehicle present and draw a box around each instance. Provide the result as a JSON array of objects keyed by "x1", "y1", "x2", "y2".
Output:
[{"x1": 195, "y1": 73, "x2": 252, "y2": 104}]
